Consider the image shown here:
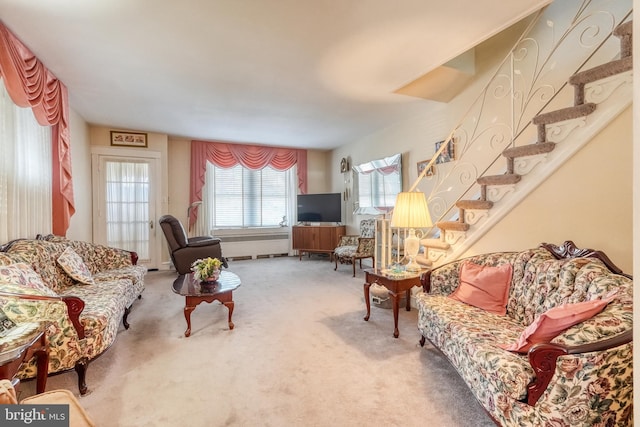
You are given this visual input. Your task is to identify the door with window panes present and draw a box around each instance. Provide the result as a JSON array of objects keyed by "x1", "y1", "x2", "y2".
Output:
[{"x1": 92, "y1": 154, "x2": 159, "y2": 269}]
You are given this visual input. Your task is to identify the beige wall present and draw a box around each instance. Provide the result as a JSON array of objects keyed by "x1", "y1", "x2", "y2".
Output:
[
  {"x1": 166, "y1": 137, "x2": 192, "y2": 227},
  {"x1": 306, "y1": 150, "x2": 331, "y2": 194},
  {"x1": 65, "y1": 108, "x2": 92, "y2": 241},
  {"x1": 464, "y1": 106, "x2": 633, "y2": 272}
]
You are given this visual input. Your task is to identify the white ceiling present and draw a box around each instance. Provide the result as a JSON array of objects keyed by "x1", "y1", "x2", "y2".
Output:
[{"x1": 0, "y1": 0, "x2": 550, "y2": 150}]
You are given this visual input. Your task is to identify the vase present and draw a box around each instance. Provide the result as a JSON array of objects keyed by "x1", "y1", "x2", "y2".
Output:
[{"x1": 202, "y1": 270, "x2": 220, "y2": 283}]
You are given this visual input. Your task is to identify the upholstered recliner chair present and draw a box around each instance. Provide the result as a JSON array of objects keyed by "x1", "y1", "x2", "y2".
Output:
[
  {"x1": 333, "y1": 218, "x2": 376, "y2": 277},
  {"x1": 159, "y1": 215, "x2": 228, "y2": 274}
]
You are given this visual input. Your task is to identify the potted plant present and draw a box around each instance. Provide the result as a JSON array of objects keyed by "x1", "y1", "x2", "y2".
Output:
[{"x1": 191, "y1": 257, "x2": 223, "y2": 282}]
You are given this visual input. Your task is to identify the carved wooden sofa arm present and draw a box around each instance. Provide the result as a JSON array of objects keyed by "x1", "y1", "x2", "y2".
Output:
[
  {"x1": 0, "y1": 291, "x2": 86, "y2": 339},
  {"x1": 527, "y1": 329, "x2": 633, "y2": 405}
]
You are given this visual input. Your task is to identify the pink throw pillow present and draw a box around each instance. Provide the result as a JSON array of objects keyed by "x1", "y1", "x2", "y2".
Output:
[
  {"x1": 449, "y1": 261, "x2": 513, "y2": 316},
  {"x1": 503, "y1": 294, "x2": 617, "y2": 353}
]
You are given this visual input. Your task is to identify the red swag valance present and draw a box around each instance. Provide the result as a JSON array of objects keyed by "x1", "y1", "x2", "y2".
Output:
[
  {"x1": 190, "y1": 140, "x2": 307, "y2": 228},
  {"x1": 0, "y1": 22, "x2": 74, "y2": 235}
]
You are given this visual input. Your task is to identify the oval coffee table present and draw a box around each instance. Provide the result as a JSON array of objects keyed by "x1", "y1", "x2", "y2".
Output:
[{"x1": 172, "y1": 270, "x2": 241, "y2": 337}]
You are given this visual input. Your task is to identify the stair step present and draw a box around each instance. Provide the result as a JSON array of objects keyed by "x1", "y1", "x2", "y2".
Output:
[
  {"x1": 436, "y1": 221, "x2": 470, "y2": 232},
  {"x1": 419, "y1": 238, "x2": 450, "y2": 250},
  {"x1": 614, "y1": 20, "x2": 632, "y2": 38},
  {"x1": 477, "y1": 174, "x2": 521, "y2": 186},
  {"x1": 614, "y1": 21, "x2": 633, "y2": 58},
  {"x1": 532, "y1": 103, "x2": 596, "y2": 126},
  {"x1": 456, "y1": 199, "x2": 494, "y2": 210},
  {"x1": 415, "y1": 255, "x2": 433, "y2": 267},
  {"x1": 569, "y1": 56, "x2": 632, "y2": 86},
  {"x1": 503, "y1": 142, "x2": 556, "y2": 159}
]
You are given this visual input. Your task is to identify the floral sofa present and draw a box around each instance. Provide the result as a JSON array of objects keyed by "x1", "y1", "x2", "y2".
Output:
[
  {"x1": 416, "y1": 241, "x2": 632, "y2": 426},
  {"x1": 0, "y1": 235, "x2": 146, "y2": 394}
]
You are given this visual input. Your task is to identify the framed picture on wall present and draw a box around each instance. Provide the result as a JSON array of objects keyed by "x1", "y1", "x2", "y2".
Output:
[
  {"x1": 435, "y1": 139, "x2": 455, "y2": 163},
  {"x1": 110, "y1": 131, "x2": 148, "y2": 148},
  {"x1": 416, "y1": 160, "x2": 435, "y2": 177}
]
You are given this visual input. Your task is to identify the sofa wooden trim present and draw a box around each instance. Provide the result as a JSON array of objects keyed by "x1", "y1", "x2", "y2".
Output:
[
  {"x1": 527, "y1": 329, "x2": 633, "y2": 405},
  {"x1": 0, "y1": 291, "x2": 86, "y2": 340},
  {"x1": 541, "y1": 240, "x2": 632, "y2": 279}
]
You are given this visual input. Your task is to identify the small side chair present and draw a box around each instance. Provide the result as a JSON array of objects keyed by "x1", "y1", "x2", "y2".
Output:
[{"x1": 333, "y1": 218, "x2": 376, "y2": 277}]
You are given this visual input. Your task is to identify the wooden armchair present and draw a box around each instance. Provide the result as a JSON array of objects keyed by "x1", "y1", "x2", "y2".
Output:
[{"x1": 333, "y1": 218, "x2": 376, "y2": 277}]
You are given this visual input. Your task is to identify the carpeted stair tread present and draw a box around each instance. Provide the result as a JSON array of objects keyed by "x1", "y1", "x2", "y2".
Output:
[
  {"x1": 615, "y1": 21, "x2": 632, "y2": 58},
  {"x1": 569, "y1": 56, "x2": 632, "y2": 86},
  {"x1": 436, "y1": 221, "x2": 470, "y2": 232},
  {"x1": 532, "y1": 103, "x2": 596, "y2": 125},
  {"x1": 419, "y1": 238, "x2": 451, "y2": 250},
  {"x1": 415, "y1": 255, "x2": 433, "y2": 267},
  {"x1": 614, "y1": 20, "x2": 632, "y2": 38},
  {"x1": 456, "y1": 200, "x2": 494, "y2": 210},
  {"x1": 503, "y1": 142, "x2": 556, "y2": 158},
  {"x1": 477, "y1": 174, "x2": 521, "y2": 186}
]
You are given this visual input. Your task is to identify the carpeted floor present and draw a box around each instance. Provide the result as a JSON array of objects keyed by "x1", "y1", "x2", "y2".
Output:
[{"x1": 19, "y1": 256, "x2": 494, "y2": 427}]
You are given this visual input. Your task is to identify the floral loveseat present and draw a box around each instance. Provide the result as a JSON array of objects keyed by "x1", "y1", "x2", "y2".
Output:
[
  {"x1": 416, "y1": 241, "x2": 632, "y2": 426},
  {"x1": 0, "y1": 235, "x2": 146, "y2": 394}
]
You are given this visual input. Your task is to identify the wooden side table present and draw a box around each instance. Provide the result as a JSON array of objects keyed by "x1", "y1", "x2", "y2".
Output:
[
  {"x1": 0, "y1": 322, "x2": 48, "y2": 393},
  {"x1": 363, "y1": 269, "x2": 426, "y2": 338}
]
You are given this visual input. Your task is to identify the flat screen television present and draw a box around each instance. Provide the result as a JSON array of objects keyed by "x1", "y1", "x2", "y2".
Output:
[{"x1": 297, "y1": 193, "x2": 342, "y2": 223}]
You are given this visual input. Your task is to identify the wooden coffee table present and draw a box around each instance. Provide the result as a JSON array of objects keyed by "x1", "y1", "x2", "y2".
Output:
[{"x1": 172, "y1": 270, "x2": 241, "y2": 337}]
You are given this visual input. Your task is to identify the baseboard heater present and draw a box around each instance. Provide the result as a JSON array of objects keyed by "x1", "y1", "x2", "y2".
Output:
[{"x1": 212, "y1": 228, "x2": 291, "y2": 261}]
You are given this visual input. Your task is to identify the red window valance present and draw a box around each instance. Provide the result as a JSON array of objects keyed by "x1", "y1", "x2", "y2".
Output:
[
  {"x1": 0, "y1": 22, "x2": 74, "y2": 235},
  {"x1": 190, "y1": 140, "x2": 307, "y2": 228}
]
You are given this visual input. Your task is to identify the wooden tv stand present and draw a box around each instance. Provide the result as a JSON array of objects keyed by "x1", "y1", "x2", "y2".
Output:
[{"x1": 292, "y1": 225, "x2": 345, "y2": 260}]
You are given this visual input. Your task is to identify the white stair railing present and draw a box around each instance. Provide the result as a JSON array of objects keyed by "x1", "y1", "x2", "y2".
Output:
[{"x1": 376, "y1": 0, "x2": 632, "y2": 270}]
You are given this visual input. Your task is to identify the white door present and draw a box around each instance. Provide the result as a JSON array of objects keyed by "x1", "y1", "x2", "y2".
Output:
[{"x1": 92, "y1": 150, "x2": 160, "y2": 270}]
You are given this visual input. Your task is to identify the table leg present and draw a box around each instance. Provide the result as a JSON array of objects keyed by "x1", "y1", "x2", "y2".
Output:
[
  {"x1": 34, "y1": 346, "x2": 48, "y2": 394},
  {"x1": 363, "y1": 282, "x2": 372, "y2": 321},
  {"x1": 183, "y1": 303, "x2": 195, "y2": 337},
  {"x1": 224, "y1": 301, "x2": 235, "y2": 330},
  {"x1": 405, "y1": 289, "x2": 411, "y2": 311},
  {"x1": 391, "y1": 291, "x2": 400, "y2": 338}
]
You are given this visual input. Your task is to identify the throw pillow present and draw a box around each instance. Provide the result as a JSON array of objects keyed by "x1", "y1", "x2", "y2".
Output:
[
  {"x1": 57, "y1": 247, "x2": 94, "y2": 285},
  {"x1": 0, "y1": 263, "x2": 57, "y2": 296},
  {"x1": 502, "y1": 293, "x2": 617, "y2": 353},
  {"x1": 449, "y1": 261, "x2": 513, "y2": 316}
]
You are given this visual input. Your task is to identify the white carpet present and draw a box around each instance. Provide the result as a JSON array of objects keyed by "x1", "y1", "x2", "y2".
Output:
[{"x1": 19, "y1": 256, "x2": 494, "y2": 427}]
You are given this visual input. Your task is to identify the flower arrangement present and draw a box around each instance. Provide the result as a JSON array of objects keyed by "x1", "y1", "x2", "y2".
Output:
[{"x1": 191, "y1": 257, "x2": 223, "y2": 281}]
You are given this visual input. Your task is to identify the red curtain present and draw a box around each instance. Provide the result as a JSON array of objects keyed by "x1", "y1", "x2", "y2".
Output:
[
  {"x1": 0, "y1": 22, "x2": 74, "y2": 235},
  {"x1": 190, "y1": 140, "x2": 307, "y2": 228}
]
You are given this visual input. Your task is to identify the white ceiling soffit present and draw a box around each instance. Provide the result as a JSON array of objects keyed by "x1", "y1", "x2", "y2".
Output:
[{"x1": 0, "y1": 0, "x2": 552, "y2": 149}]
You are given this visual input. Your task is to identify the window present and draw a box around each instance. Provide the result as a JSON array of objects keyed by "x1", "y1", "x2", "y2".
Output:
[
  {"x1": 353, "y1": 153, "x2": 402, "y2": 215},
  {"x1": 0, "y1": 79, "x2": 52, "y2": 242},
  {"x1": 197, "y1": 163, "x2": 295, "y2": 233}
]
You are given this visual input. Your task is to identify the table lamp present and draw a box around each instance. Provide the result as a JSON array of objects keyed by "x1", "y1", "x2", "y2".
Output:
[{"x1": 390, "y1": 191, "x2": 432, "y2": 272}]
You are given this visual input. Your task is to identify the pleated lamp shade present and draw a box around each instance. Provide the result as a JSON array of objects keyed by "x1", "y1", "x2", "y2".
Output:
[{"x1": 390, "y1": 191, "x2": 432, "y2": 229}]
